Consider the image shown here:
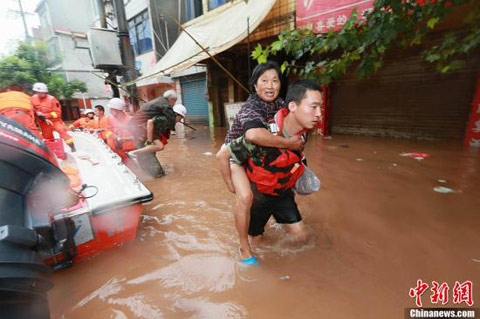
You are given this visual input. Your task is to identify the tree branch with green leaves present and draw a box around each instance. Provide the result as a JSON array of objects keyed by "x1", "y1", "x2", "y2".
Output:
[
  {"x1": 0, "y1": 41, "x2": 88, "y2": 98},
  {"x1": 252, "y1": 0, "x2": 480, "y2": 85}
]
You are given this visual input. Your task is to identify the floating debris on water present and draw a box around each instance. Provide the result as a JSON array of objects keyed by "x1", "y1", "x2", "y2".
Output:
[
  {"x1": 400, "y1": 153, "x2": 430, "y2": 161},
  {"x1": 438, "y1": 179, "x2": 447, "y2": 183},
  {"x1": 433, "y1": 186, "x2": 457, "y2": 194},
  {"x1": 279, "y1": 275, "x2": 290, "y2": 280},
  {"x1": 203, "y1": 152, "x2": 213, "y2": 156},
  {"x1": 356, "y1": 158, "x2": 364, "y2": 162}
]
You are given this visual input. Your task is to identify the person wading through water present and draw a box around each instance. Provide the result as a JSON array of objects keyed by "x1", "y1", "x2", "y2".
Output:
[
  {"x1": 216, "y1": 61, "x2": 304, "y2": 264},
  {"x1": 217, "y1": 80, "x2": 323, "y2": 265},
  {"x1": 128, "y1": 90, "x2": 186, "y2": 177}
]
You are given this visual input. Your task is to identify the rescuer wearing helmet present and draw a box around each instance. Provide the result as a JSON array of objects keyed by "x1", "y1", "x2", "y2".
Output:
[
  {"x1": 0, "y1": 85, "x2": 41, "y2": 138},
  {"x1": 30, "y1": 82, "x2": 76, "y2": 152},
  {"x1": 69, "y1": 109, "x2": 96, "y2": 130},
  {"x1": 105, "y1": 98, "x2": 136, "y2": 158}
]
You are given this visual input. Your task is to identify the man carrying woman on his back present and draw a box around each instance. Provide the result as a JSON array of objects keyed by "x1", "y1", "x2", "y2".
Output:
[{"x1": 216, "y1": 61, "x2": 305, "y2": 264}]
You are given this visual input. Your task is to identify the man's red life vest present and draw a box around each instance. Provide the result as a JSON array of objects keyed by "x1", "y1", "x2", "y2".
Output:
[{"x1": 245, "y1": 108, "x2": 306, "y2": 197}]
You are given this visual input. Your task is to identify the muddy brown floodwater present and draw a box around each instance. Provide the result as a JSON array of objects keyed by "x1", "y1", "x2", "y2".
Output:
[{"x1": 49, "y1": 127, "x2": 480, "y2": 319}]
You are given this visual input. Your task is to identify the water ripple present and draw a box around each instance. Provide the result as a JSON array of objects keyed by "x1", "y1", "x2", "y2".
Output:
[
  {"x1": 173, "y1": 298, "x2": 247, "y2": 319},
  {"x1": 127, "y1": 254, "x2": 236, "y2": 294}
]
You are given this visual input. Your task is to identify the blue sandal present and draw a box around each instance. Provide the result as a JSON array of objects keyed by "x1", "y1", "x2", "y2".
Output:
[
  {"x1": 240, "y1": 256, "x2": 259, "y2": 265},
  {"x1": 238, "y1": 247, "x2": 259, "y2": 265}
]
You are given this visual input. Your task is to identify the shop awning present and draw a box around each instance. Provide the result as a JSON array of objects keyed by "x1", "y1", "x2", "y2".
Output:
[{"x1": 134, "y1": 0, "x2": 275, "y2": 87}]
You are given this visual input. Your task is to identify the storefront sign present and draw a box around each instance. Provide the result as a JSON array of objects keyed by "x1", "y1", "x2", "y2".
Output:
[{"x1": 296, "y1": 0, "x2": 375, "y2": 33}]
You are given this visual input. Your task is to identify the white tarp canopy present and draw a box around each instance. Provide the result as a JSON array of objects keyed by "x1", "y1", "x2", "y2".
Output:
[{"x1": 134, "y1": 0, "x2": 275, "y2": 86}]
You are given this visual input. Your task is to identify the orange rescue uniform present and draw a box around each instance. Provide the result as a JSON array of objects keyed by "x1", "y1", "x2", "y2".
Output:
[
  {"x1": 105, "y1": 113, "x2": 136, "y2": 158},
  {"x1": 31, "y1": 94, "x2": 74, "y2": 145},
  {"x1": 96, "y1": 115, "x2": 108, "y2": 130},
  {"x1": 95, "y1": 115, "x2": 108, "y2": 139},
  {"x1": 69, "y1": 117, "x2": 97, "y2": 130},
  {"x1": 0, "y1": 91, "x2": 41, "y2": 138}
]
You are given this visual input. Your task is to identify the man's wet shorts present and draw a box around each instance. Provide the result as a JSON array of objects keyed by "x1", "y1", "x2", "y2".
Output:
[{"x1": 248, "y1": 189, "x2": 302, "y2": 236}]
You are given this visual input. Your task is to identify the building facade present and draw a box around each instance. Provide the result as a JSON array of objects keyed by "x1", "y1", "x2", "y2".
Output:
[
  {"x1": 136, "y1": 0, "x2": 295, "y2": 126},
  {"x1": 35, "y1": 0, "x2": 112, "y2": 120}
]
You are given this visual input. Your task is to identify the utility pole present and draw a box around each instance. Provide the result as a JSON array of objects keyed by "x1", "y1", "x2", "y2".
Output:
[
  {"x1": 112, "y1": 0, "x2": 138, "y2": 109},
  {"x1": 94, "y1": 0, "x2": 120, "y2": 97},
  {"x1": 17, "y1": 0, "x2": 31, "y2": 42},
  {"x1": 96, "y1": 0, "x2": 107, "y2": 28}
]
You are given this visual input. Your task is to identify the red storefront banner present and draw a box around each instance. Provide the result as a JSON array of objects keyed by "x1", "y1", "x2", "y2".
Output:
[
  {"x1": 296, "y1": 0, "x2": 375, "y2": 33},
  {"x1": 465, "y1": 70, "x2": 480, "y2": 147}
]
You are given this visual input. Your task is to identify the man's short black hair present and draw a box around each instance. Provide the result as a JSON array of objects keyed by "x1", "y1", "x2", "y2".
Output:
[
  {"x1": 94, "y1": 105, "x2": 105, "y2": 112},
  {"x1": 249, "y1": 61, "x2": 281, "y2": 92},
  {"x1": 286, "y1": 80, "x2": 322, "y2": 105}
]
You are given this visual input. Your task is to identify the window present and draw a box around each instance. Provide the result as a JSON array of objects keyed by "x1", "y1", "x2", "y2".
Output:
[
  {"x1": 38, "y1": 6, "x2": 52, "y2": 38},
  {"x1": 128, "y1": 10, "x2": 153, "y2": 56},
  {"x1": 185, "y1": 0, "x2": 203, "y2": 22},
  {"x1": 47, "y1": 41, "x2": 60, "y2": 65},
  {"x1": 209, "y1": 0, "x2": 227, "y2": 10}
]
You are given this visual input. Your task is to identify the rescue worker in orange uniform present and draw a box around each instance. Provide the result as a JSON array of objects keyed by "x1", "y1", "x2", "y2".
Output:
[
  {"x1": 94, "y1": 105, "x2": 108, "y2": 139},
  {"x1": 30, "y1": 82, "x2": 76, "y2": 152},
  {"x1": 105, "y1": 98, "x2": 136, "y2": 158},
  {"x1": 94, "y1": 105, "x2": 107, "y2": 129},
  {"x1": 69, "y1": 109, "x2": 97, "y2": 130},
  {"x1": 0, "y1": 86, "x2": 42, "y2": 138}
]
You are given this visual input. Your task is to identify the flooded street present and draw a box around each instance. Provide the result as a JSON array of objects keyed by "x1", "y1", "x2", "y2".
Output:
[{"x1": 49, "y1": 127, "x2": 480, "y2": 319}]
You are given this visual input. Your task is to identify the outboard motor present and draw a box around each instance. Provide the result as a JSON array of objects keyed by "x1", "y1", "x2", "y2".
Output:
[{"x1": 0, "y1": 116, "x2": 74, "y2": 319}]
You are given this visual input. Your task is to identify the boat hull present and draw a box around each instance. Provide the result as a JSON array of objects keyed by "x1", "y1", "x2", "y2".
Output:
[{"x1": 41, "y1": 131, "x2": 153, "y2": 266}]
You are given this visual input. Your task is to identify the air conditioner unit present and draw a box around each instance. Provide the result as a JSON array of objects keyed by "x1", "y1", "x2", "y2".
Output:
[{"x1": 87, "y1": 28, "x2": 123, "y2": 69}]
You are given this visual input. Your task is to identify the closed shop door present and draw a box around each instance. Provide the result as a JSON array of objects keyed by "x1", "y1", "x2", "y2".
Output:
[
  {"x1": 330, "y1": 32, "x2": 480, "y2": 140},
  {"x1": 181, "y1": 75, "x2": 209, "y2": 125}
]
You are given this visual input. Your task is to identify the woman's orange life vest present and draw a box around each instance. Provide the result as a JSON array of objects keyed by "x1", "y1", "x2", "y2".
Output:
[{"x1": 245, "y1": 108, "x2": 306, "y2": 197}]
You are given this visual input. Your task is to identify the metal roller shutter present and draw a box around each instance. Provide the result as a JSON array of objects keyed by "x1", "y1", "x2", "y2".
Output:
[
  {"x1": 330, "y1": 31, "x2": 480, "y2": 140},
  {"x1": 180, "y1": 75, "x2": 209, "y2": 125}
]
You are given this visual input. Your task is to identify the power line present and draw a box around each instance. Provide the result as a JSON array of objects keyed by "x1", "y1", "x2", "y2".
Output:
[
  {"x1": 17, "y1": 0, "x2": 31, "y2": 42},
  {"x1": 0, "y1": 67, "x2": 110, "y2": 73}
]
